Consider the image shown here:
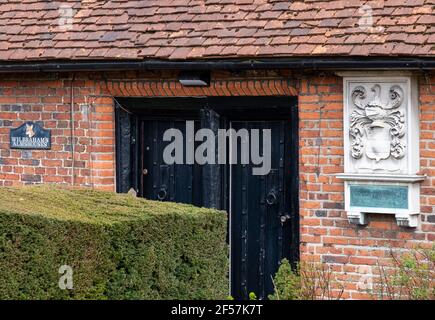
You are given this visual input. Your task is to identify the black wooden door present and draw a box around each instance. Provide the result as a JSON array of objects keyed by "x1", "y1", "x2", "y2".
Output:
[
  {"x1": 116, "y1": 97, "x2": 299, "y2": 301},
  {"x1": 140, "y1": 119, "x2": 202, "y2": 206},
  {"x1": 230, "y1": 120, "x2": 292, "y2": 300}
]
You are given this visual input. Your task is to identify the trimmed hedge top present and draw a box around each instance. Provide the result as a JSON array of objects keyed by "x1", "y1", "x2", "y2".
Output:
[
  {"x1": 0, "y1": 186, "x2": 217, "y2": 225},
  {"x1": 0, "y1": 186, "x2": 228, "y2": 300}
]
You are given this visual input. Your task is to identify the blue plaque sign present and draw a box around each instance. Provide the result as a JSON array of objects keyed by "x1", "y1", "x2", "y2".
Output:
[
  {"x1": 350, "y1": 185, "x2": 408, "y2": 209},
  {"x1": 10, "y1": 122, "x2": 51, "y2": 150}
]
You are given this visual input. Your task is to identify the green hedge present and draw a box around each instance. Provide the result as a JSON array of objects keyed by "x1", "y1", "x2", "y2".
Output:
[{"x1": 0, "y1": 186, "x2": 228, "y2": 299}]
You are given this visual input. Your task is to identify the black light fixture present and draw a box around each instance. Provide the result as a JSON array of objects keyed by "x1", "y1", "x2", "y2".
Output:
[{"x1": 177, "y1": 70, "x2": 210, "y2": 87}]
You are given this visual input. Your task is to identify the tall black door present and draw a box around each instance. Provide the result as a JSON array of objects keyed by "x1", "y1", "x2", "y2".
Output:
[
  {"x1": 230, "y1": 120, "x2": 293, "y2": 300},
  {"x1": 116, "y1": 97, "x2": 299, "y2": 300},
  {"x1": 140, "y1": 119, "x2": 202, "y2": 206}
]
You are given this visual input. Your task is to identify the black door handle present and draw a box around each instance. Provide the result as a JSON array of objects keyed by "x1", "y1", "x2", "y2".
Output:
[
  {"x1": 280, "y1": 214, "x2": 291, "y2": 224},
  {"x1": 266, "y1": 191, "x2": 277, "y2": 205},
  {"x1": 157, "y1": 188, "x2": 167, "y2": 201}
]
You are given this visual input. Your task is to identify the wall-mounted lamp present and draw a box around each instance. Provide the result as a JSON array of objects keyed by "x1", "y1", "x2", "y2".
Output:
[{"x1": 178, "y1": 70, "x2": 210, "y2": 87}]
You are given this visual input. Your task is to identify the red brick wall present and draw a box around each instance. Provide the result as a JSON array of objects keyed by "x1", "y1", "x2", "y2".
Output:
[
  {"x1": 0, "y1": 70, "x2": 433, "y2": 299},
  {"x1": 0, "y1": 73, "x2": 115, "y2": 190},
  {"x1": 420, "y1": 74, "x2": 435, "y2": 235},
  {"x1": 298, "y1": 73, "x2": 435, "y2": 299},
  {"x1": 0, "y1": 70, "x2": 298, "y2": 189}
]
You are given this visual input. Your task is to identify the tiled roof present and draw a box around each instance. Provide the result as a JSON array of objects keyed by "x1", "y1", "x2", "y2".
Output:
[{"x1": 0, "y1": 0, "x2": 434, "y2": 61}]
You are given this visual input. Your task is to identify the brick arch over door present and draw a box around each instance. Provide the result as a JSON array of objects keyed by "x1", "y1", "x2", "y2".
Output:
[{"x1": 103, "y1": 79, "x2": 298, "y2": 97}]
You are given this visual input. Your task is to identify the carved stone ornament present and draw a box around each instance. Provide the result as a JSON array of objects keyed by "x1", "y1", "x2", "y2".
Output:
[
  {"x1": 337, "y1": 74, "x2": 425, "y2": 229},
  {"x1": 349, "y1": 84, "x2": 405, "y2": 162}
]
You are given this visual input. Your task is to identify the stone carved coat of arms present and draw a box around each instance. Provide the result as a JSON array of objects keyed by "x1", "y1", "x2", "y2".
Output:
[{"x1": 349, "y1": 84, "x2": 405, "y2": 164}]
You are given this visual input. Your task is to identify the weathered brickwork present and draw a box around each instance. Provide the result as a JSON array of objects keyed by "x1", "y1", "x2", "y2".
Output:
[
  {"x1": 298, "y1": 72, "x2": 435, "y2": 299},
  {"x1": 0, "y1": 70, "x2": 433, "y2": 299},
  {"x1": 0, "y1": 74, "x2": 113, "y2": 190},
  {"x1": 0, "y1": 70, "x2": 298, "y2": 190}
]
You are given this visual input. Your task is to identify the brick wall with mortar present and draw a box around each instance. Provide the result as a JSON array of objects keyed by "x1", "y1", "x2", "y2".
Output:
[
  {"x1": 0, "y1": 69, "x2": 433, "y2": 299},
  {"x1": 0, "y1": 70, "x2": 297, "y2": 190},
  {"x1": 0, "y1": 73, "x2": 115, "y2": 190},
  {"x1": 298, "y1": 72, "x2": 435, "y2": 299}
]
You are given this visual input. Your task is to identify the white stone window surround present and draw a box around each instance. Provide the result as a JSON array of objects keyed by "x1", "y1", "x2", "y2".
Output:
[{"x1": 336, "y1": 72, "x2": 426, "y2": 228}]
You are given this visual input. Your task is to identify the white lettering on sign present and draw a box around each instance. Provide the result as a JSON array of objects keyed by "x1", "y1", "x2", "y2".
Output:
[{"x1": 11, "y1": 137, "x2": 50, "y2": 148}]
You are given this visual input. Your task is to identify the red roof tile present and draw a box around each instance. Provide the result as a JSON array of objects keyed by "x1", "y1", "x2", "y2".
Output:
[{"x1": 0, "y1": 0, "x2": 433, "y2": 61}]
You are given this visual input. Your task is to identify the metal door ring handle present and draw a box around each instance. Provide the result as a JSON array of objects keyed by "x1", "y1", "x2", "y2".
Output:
[
  {"x1": 281, "y1": 215, "x2": 291, "y2": 224},
  {"x1": 266, "y1": 192, "x2": 277, "y2": 205},
  {"x1": 157, "y1": 189, "x2": 167, "y2": 201}
]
